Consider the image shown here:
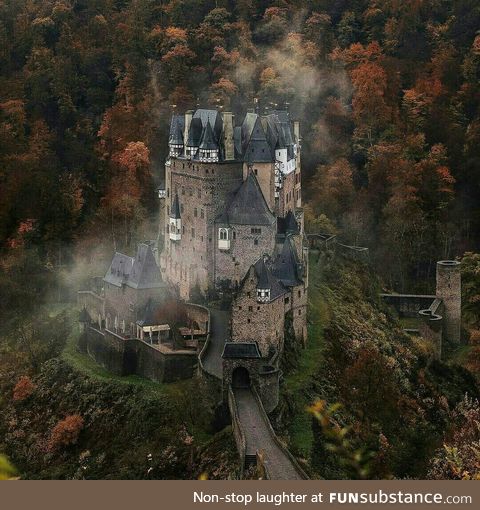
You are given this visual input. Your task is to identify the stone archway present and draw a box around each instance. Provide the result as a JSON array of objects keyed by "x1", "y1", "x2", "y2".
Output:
[{"x1": 232, "y1": 366, "x2": 250, "y2": 388}]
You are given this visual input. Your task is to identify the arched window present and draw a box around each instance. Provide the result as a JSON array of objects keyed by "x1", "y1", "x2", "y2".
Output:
[{"x1": 218, "y1": 228, "x2": 231, "y2": 250}]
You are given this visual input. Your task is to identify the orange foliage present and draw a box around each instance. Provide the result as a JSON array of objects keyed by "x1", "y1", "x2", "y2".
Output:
[
  {"x1": 12, "y1": 376, "x2": 35, "y2": 401},
  {"x1": 48, "y1": 415, "x2": 84, "y2": 451},
  {"x1": 165, "y1": 26, "x2": 187, "y2": 42}
]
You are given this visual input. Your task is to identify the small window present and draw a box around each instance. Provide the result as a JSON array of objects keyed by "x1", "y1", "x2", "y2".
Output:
[
  {"x1": 167, "y1": 205, "x2": 170, "y2": 215},
  {"x1": 248, "y1": 306, "x2": 253, "y2": 312},
  {"x1": 247, "y1": 318, "x2": 251, "y2": 323},
  {"x1": 254, "y1": 239, "x2": 258, "y2": 245},
  {"x1": 284, "y1": 297, "x2": 290, "y2": 304},
  {"x1": 298, "y1": 290, "x2": 301, "y2": 298},
  {"x1": 298, "y1": 309, "x2": 302, "y2": 316},
  {"x1": 182, "y1": 226, "x2": 185, "y2": 234},
  {"x1": 198, "y1": 189, "x2": 201, "y2": 198},
  {"x1": 180, "y1": 204, "x2": 184, "y2": 213},
  {"x1": 194, "y1": 208, "x2": 197, "y2": 217},
  {"x1": 191, "y1": 228, "x2": 195, "y2": 238},
  {"x1": 167, "y1": 188, "x2": 170, "y2": 197},
  {"x1": 238, "y1": 306, "x2": 242, "y2": 310},
  {"x1": 257, "y1": 306, "x2": 260, "y2": 310},
  {"x1": 232, "y1": 230, "x2": 236, "y2": 239},
  {"x1": 219, "y1": 228, "x2": 229, "y2": 241},
  {"x1": 251, "y1": 227, "x2": 261, "y2": 234}
]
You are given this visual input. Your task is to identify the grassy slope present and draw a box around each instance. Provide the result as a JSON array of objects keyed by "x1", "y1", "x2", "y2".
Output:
[{"x1": 281, "y1": 254, "x2": 327, "y2": 458}]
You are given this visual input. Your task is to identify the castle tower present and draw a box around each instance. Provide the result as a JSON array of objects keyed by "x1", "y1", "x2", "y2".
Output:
[{"x1": 436, "y1": 260, "x2": 462, "y2": 344}]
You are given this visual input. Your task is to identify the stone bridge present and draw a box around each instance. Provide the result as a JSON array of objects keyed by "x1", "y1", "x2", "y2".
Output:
[{"x1": 199, "y1": 308, "x2": 307, "y2": 479}]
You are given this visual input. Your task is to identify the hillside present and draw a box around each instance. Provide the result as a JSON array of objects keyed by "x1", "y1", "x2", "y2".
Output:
[{"x1": 276, "y1": 250, "x2": 479, "y2": 479}]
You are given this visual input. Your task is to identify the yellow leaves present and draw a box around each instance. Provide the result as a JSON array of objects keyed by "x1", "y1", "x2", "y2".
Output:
[
  {"x1": 0, "y1": 455, "x2": 18, "y2": 480},
  {"x1": 165, "y1": 27, "x2": 188, "y2": 42}
]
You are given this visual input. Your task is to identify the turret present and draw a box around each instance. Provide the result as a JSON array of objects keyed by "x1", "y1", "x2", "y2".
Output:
[
  {"x1": 168, "y1": 115, "x2": 184, "y2": 157},
  {"x1": 169, "y1": 193, "x2": 181, "y2": 241},
  {"x1": 256, "y1": 258, "x2": 271, "y2": 303},
  {"x1": 436, "y1": 260, "x2": 462, "y2": 344},
  {"x1": 198, "y1": 122, "x2": 219, "y2": 162}
]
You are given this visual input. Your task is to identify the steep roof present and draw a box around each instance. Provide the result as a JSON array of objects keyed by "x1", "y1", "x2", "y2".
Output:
[
  {"x1": 167, "y1": 107, "x2": 296, "y2": 163},
  {"x1": 199, "y1": 121, "x2": 218, "y2": 150},
  {"x1": 170, "y1": 193, "x2": 181, "y2": 219},
  {"x1": 128, "y1": 243, "x2": 163, "y2": 289},
  {"x1": 104, "y1": 252, "x2": 134, "y2": 287},
  {"x1": 217, "y1": 173, "x2": 275, "y2": 226},
  {"x1": 104, "y1": 244, "x2": 163, "y2": 290},
  {"x1": 271, "y1": 236, "x2": 302, "y2": 287},
  {"x1": 278, "y1": 210, "x2": 300, "y2": 235},
  {"x1": 222, "y1": 342, "x2": 261, "y2": 359},
  {"x1": 254, "y1": 258, "x2": 287, "y2": 300},
  {"x1": 244, "y1": 115, "x2": 273, "y2": 163},
  {"x1": 169, "y1": 114, "x2": 184, "y2": 145},
  {"x1": 187, "y1": 117, "x2": 203, "y2": 147}
]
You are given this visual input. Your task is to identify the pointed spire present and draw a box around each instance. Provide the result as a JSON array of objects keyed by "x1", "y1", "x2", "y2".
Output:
[
  {"x1": 199, "y1": 121, "x2": 218, "y2": 150},
  {"x1": 170, "y1": 193, "x2": 181, "y2": 219}
]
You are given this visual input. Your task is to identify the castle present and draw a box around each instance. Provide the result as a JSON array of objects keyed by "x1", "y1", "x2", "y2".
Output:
[
  {"x1": 78, "y1": 105, "x2": 309, "y2": 396},
  {"x1": 160, "y1": 107, "x2": 308, "y2": 353}
]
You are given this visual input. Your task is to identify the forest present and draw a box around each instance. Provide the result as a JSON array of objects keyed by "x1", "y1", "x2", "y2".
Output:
[{"x1": 1, "y1": 0, "x2": 480, "y2": 479}]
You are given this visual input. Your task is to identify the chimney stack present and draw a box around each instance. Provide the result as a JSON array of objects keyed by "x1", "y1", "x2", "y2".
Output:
[
  {"x1": 184, "y1": 109, "x2": 193, "y2": 157},
  {"x1": 222, "y1": 111, "x2": 235, "y2": 161}
]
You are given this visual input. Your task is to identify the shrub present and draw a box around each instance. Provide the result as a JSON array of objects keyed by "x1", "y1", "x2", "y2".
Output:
[
  {"x1": 12, "y1": 376, "x2": 35, "y2": 401},
  {"x1": 48, "y1": 414, "x2": 84, "y2": 451}
]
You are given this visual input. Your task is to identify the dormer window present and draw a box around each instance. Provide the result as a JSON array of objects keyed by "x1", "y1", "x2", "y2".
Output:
[
  {"x1": 257, "y1": 288, "x2": 271, "y2": 303},
  {"x1": 218, "y1": 228, "x2": 231, "y2": 250}
]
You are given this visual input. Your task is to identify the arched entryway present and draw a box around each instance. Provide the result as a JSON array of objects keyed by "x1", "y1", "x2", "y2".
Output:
[{"x1": 232, "y1": 366, "x2": 250, "y2": 388}]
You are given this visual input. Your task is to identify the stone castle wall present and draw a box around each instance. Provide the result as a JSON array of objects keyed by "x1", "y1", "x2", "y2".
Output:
[
  {"x1": 231, "y1": 267, "x2": 286, "y2": 357},
  {"x1": 79, "y1": 326, "x2": 197, "y2": 383},
  {"x1": 436, "y1": 260, "x2": 462, "y2": 344},
  {"x1": 214, "y1": 223, "x2": 276, "y2": 287},
  {"x1": 163, "y1": 159, "x2": 243, "y2": 298}
]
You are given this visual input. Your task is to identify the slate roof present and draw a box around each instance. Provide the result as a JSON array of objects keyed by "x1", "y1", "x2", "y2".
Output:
[
  {"x1": 104, "y1": 252, "x2": 134, "y2": 287},
  {"x1": 277, "y1": 210, "x2": 300, "y2": 235},
  {"x1": 271, "y1": 236, "x2": 302, "y2": 287},
  {"x1": 254, "y1": 258, "x2": 287, "y2": 300},
  {"x1": 104, "y1": 244, "x2": 163, "y2": 290},
  {"x1": 199, "y1": 121, "x2": 218, "y2": 150},
  {"x1": 170, "y1": 193, "x2": 181, "y2": 219},
  {"x1": 168, "y1": 107, "x2": 297, "y2": 164},
  {"x1": 216, "y1": 173, "x2": 275, "y2": 226},
  {"x1": 187, "y1": 117, "x2": 203, "y2": 147},
  {"x1": 128, "y1": 243, "x2": 163, "y2": 289},
  {"x1": 243, "y1": 115, "x2": 273, "y2": 163},
  {"x1": 169, "y1": 114, "x2": 184, "y2": 145},
  {"x1": 222, "y1": 342, "x2": 262, "y2": 359}
]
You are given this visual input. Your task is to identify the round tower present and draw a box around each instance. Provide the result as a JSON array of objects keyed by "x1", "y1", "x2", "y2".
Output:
[{"x1": 436, "y1": 260, "x2": 461, "y2": 344}]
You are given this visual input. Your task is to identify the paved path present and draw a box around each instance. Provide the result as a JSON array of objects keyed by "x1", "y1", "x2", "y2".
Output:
[
  {"x1": 233, "y1": 388, "x2": 303, "y2": 480},
  {"x1": 202, "y1": 309, "x2": 230, "y2": 379}
]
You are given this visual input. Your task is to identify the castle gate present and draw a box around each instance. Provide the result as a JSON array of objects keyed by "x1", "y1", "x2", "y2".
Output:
[{"x1": 232, "y1": 366, "x2": 250, "y2": 388}]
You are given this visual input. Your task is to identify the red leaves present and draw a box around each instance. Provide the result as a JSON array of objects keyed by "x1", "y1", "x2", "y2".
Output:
[
  {"x1": 48, "y1": 415, "x2": 84, "y2": 451},
  {"x1": 12, "y1": 376, "x2": 35, "y2": 402}
]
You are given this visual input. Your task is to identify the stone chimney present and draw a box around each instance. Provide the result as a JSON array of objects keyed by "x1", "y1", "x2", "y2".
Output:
[
  {"x1": 222, "y1": 111, "x2": 235, "y2": 161},
  {"x1": 293, "y1": 120, "x2": 300, "y2": 144},
  {"x1": 183, "y1": 109, "x2": 193, "y2": 157}
]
